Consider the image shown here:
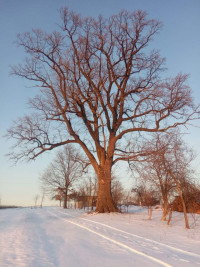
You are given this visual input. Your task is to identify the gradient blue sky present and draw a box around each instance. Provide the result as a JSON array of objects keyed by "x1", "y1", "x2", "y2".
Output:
[{"x1": 0, "y1": 0, "x2": 200, "y2": 206}]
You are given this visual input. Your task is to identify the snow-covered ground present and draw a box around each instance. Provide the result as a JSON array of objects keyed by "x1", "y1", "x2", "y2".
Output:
[{"x1": 0, "y1": 207, "x2": 199, "y2": 267}]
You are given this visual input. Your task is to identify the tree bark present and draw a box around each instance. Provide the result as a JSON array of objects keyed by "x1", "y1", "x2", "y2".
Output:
[
  {"x1": 95, "y1": 167, "x2": 119, "y2": 213},
  {"x1": 148, "y1": 206, "x2": 152, "y2": 220},
  {"x1": 161, "y1": 195, "x2": 169, "y2": 221},
  {"x1": 167, "y1": 207, "x2": 173, "y2": 225},
  {"x1": 167, "y1": 169, "x2": 190, "y2": 229},
  {"x1": 63, "y1": 190, "x2": 68, "y2": 209},
  {"x1": 177, "y1": 187, "x2": 190, "y2": 229}
]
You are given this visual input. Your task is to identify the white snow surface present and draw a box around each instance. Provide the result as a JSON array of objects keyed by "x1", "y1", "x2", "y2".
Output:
[{"x1": 0, "y1": 206, "x2": 199, "y2": 267}]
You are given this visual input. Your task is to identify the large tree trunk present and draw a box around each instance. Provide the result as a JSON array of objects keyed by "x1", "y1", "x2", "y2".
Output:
[
  {"x1": 95, "y1": 167, "x2": 119, "y2": 213},
  {"x1": 63, "y1": 190, "x2": 68, "y2": 209}
]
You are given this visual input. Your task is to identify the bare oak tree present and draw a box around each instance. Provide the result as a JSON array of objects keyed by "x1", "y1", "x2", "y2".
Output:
[
  {"x1": 7, "y1": 8, "x2": 199, "y2": 212},
  {"x1": 40, "y1": 145, "x2": 87, "y2": 208}
]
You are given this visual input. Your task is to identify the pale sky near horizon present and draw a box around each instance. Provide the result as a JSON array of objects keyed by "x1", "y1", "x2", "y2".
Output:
[{"x1": 0, "y1": 0, "x2": 200, "y2": 206}]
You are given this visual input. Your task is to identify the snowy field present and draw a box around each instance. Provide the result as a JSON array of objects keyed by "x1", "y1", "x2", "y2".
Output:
[{"x1": 0, "y1": 207, "x2": 199, "y2": 267}]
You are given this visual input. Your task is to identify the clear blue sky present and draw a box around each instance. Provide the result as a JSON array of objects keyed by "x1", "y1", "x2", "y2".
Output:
[{"x1": 0, "y1": 0, "x2": 200, "y2": 206}]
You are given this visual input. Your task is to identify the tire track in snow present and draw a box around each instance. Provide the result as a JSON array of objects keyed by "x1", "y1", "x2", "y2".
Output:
[
  {"x1": 55, "y1": 209, "x2": 200, "y2": 259},
  {"x1": 47, "y1": 210, "x2": 172, "y2": 267},
  {"x1": 81, "y1": 216, "x2": 200, "y2": 258}
]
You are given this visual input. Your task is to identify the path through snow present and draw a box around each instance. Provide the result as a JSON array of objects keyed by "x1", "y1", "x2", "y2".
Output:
[{"x1": 0, "y1": 207, "x2": 199, "y2": 266}]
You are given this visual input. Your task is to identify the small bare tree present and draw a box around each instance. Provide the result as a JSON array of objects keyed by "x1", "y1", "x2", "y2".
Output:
[
  {"x1": 40, "y1": 190, "x2": 45, "y2": 208},
  {"x1": 40, "y1": 145, "x2": 88, "y2": 208},
  {"x1": 76, "y1": 175, "x2": 97, "y2": 210},
  {"x1": 147, "y1": 132, "x2": 195, "y2": 229},
  {"x1": 34, "y1": 194, "x2": 39, "y2": 208},
  {"x1": 111, "y1": 179, "x2": 125, "y2": 207},
  {"x1": 132, "y1": 182, "x2": 159, "y2": 219},
  {"x1": 132, "y1": 130, "x2": 197, "y2": 228},
  {"x1": 133, "y1": 144, "x2": 175, "y2": 221}
]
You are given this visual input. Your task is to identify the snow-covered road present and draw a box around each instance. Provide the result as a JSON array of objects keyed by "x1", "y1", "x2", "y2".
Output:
[{"x1": 0, "y1": 207, "x2": 199, "y2": 267}]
